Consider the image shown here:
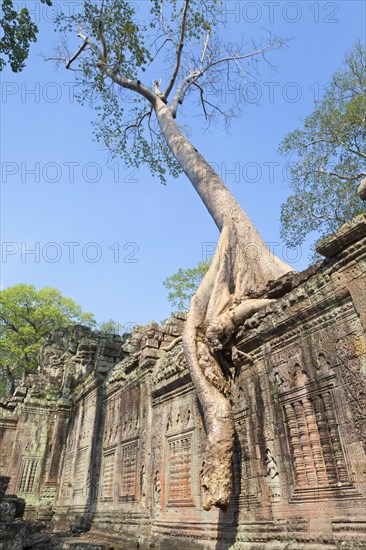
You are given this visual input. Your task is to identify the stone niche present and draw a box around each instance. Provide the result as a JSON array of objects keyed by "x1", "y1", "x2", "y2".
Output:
[{"x1": 0, "y1": 214, "x2": 366, "y2": 549}]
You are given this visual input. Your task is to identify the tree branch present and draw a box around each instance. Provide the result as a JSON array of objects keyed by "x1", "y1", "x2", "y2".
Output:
[
  {"x1": 170, "y1": 40, "x2": 283, "y2": 118},
  {"x1": 150, "y1": 37, "x2": 172, "y2": 64},
  {"x1": 66, "y1": 40, "x2": 88, "y2": 69},
  {"x1": 164, "y1": 0, "x2": 191, "y2": 99},
  {"x1": 170, "y1": 70, "x2": 200, "y2": 117},
  {"x1": 304, "y1": 168, "x2": 366, "y2": 182},
  {"x1": 98, "y1": 19, "x2": 108, "y2": 60},
  {"x1": 199, "y1": 43, "x2": 280, "y2": 77},
  {"x1": 193, "y1": 82, "x2": 208, "y2": 119},
  {"x1": 78, "y1": 27, "x2": 104, "y2": 60},
  {"x1": 123, "y1": 110, "x2": 152, "y2": 137},
  {"x1": 102, "y1": 66, "x2": 158, "y2": 106},
  {"x1": 200, "y1": 30, "x2": 211, "y2": 71},
  {"x1": 159, "y1": 0, "x2": 176, "y2": 46},
  {"x1": 336, "y1": 138, "x2": 366, "y2": 159}
]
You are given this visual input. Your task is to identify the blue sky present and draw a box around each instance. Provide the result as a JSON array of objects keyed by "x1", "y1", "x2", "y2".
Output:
[{"x1": 1, "y1": 0, "x2": 365, "y2": 327}]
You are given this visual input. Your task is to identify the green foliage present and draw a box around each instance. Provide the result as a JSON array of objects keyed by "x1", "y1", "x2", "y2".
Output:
[
  {"x1": 54, "y1": 0, "x2": 220, "y2": 183},
  {"x1": 0, "y1": 0, "x2": 52, "y2": 72},
  {"x1": 163, "y1": 259, "x2": 211, "y2": 312},
  {"x1": 0, "y1": 284, "x2": 95, "y2": 398},
  {"x1": 98, "y1": 319, "x2": 121, "y2": 333},
  {"x1": 280, "y1": 40, "x2": 366, "y2": 252},
  {"x1": 98, "y1": 319, "x2": 133, "y2": 334}
]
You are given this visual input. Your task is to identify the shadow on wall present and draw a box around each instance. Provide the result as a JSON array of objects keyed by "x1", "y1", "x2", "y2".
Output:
[{"x1": 74, "y1": 382, "x2": 107, "y2": 533}]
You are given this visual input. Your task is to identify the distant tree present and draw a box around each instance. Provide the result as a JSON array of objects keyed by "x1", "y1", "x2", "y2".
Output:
[
  {"x1": 98, "y1": 319, "x2": 134, "y2": 334},
  {"x1": 0, "y1": 0, "x2": 52, "y2": 72},
  {"x1": 0, "y1": 284, "x2": 95, "y2": 398},
  {"x1": 163, "y1": 259, "x2": 211, "y2": 313},
  {"x1": 98, "y1": 319, "x2": 121, "y2": 333},
  {"x1": 280, "y1": 40, "x2": 366, "y2": 253}
]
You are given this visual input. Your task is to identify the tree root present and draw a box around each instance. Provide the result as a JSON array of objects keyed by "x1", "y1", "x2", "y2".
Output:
[{"x1": 182, "y1": 224, "x2": 289, "y2": 509}]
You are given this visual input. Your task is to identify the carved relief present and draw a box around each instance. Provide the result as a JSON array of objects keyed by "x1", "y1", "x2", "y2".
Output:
[
  {"x1": 122, "y1": 408, "x2": 140, "y2": 440},
  {"x1": 234, "y1": 412, "x2": 260, "y2": 503},
  {"x1": 153, "y1": 341, "x2": 187, "y2": 386},
  {"x1": 101, "y1": 451, "x2": 115, "y2": 500},
  {"x1": 59, "y1": 453, "x2": 73, "y2": 502},
  {"x1": 272, "y1": 350, "x2": 351, "y2": 497},
  {"x1": 104, "y1": 396, "x2": 120, "y2": 447},
  {"x1": 316, "y1": 353, "x2": 334, "y2": 378},
  {"x1": 153, "y1": 470, "x2": 161, "y2": 508},
  {"x1": 283, "y1": 393, "x2": 350, "y2": 494},
  {"x1": 120, "y1": 441, "x2": 138, "y2": 499},
  {"x1": 166, "y1": 405, "x2": 194, "y2": 436},
  {"x1": 140, "y1": 464, "x2": 146, "y2": 507},
  {"x1": 265, "y1": 449, "x2": 281, "y2": 501},
  {"x1": 289, "y1": 362, "x2": 309, "y2": 388},
  {"x1": 167, "y1": 433, "x2": 194, "y2": 506},
  {"x1": 19, "y1": 459, "x2": 39, "y2": 493},
  {"x1": 73, "y1": 448, "x2": 88, "y2": 501},
  {"x1": 0, "y1": 423, "x2": 17, "y2": 472}
]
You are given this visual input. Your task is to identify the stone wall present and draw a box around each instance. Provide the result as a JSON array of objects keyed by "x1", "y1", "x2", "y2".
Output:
[{"x1": 1, "y1": 215, "x2": 366, "y2": 549}]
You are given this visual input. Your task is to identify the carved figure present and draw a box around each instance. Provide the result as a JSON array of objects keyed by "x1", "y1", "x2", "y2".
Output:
[
  {"x1": 265, "y1": 448, "x2": 281, "y2": 500},
  {"x1": 140, "y1": 465, "x2": 146, "y2": 508},
  {"x1": 274, "y1": 371, "x2": 284, "y2": 387},
  {"x1": 291, "y1": 362, "x2": 308, "y2": 387},
  {"x1": 153, "y1": 470, "x2": 161, "y2": 507},
  {"x1": 317, "y1": 353, "x2": 333, "y2": 377}
]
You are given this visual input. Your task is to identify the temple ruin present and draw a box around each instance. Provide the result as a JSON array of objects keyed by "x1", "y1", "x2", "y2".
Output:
[{"x1": 1, "y1": 214, "x2": 366, "y2": 549}]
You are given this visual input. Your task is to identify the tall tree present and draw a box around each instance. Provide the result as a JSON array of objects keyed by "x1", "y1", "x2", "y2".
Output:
[
  {"x1": 50, "y1": 0, "x2": 293, "y2": 509},
  {"x1": 280, "y1": 40, "x2": 366, "y2": 252},
  {"x1": 0, "y1": 284, "x2": 94, "y2": 398},
  {"x1": 0, "y1": 0, "x2": 52, "y2": 72}
]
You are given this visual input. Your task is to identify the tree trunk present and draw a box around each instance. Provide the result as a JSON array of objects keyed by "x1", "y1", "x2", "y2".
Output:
[
  {"x1": 6, "y1": 366, "x2": 15, "y2": 396},
  {"x1": 154, "y1": 98, "x2": 292, "y2": 509}
]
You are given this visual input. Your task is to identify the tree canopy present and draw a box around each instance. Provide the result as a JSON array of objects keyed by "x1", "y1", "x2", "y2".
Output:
[
  {"x1": 280, "y1": 40, "x2": 366, "y2": 253},
  {"x1": 50, "y1": 0, "x2": 285, "y2": 183},
  {"x1": 0, "y1": 284, "x2": 94, "y2": 398},
  {"x1": 163, "y1": 259, "x2": 211, "y2": 313},
  {"x1": 0, "y1": 0, "x2": 52, "y2": 72}
]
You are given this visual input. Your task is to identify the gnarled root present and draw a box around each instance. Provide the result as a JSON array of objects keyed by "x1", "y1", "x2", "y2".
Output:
[
  {"x1": 183, "y1": 332, "x2": 234, "y2": 509},
  {"x1": 205, "y1": 298, "x2": 274, "y2": 351},
  {"x1": 182, "y1": 225, "x2": 282, "y2": 510}
]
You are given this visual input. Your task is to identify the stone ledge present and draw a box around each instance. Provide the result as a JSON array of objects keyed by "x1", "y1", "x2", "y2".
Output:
[{"x1": 316, "y1": 213, "x2": 366, "y2": 258}]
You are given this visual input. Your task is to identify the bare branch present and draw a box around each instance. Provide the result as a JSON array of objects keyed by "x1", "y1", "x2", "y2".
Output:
[
  {"x1": 170, "y1": 70, "x2": 200, "y2": 117},
  {"x1": 123, "y1": 110, "x2": 152, "y2": 137},
  {"x1": 147, "y1": 111, "x2": 159, "y2": 137},
  {"x1": 193, "y1": 82, "x2": 208, "y2": 119},
  {"x1": 305, "y1": 168, "x2": 366, "y2": 181},
  {"x1": 150, "y1": 37, "x2": 172, "y2": 64},
  {"x1": 66, "y1": 40, "x2": 88, "y2": 69},
  {"x1": 159, "y1": 0, "x2": 176, "y2": 46},
  {"x1": 164, "y1": 0, "x2": 191, "y2": 99},
  {"x1": 200, "y1": 43, "x2": 279, "y2": 77},
  {"x1": 44, "y1": 56, "x2": 67, "y2": 63},
  {"x1": 78, "y1": 27, "x2": 104, "y2": 60},
  {"x1": 200, "y1": 95, "x2": 231, "y2": 121},
  {"x1": 200, "y1": 30, "x2": 211, "y2": 71}
]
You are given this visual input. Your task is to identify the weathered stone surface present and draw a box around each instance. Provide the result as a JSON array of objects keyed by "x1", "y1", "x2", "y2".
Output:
[
  {"x1": 0, "y1": 476, "x2": 60, "y2": 550},
  {"x1": 316, "y1": 212, "x2": 366, "y2": 258},
  {"x1": 1, "y1": 216, "x2": 366, "y2": 549}
]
